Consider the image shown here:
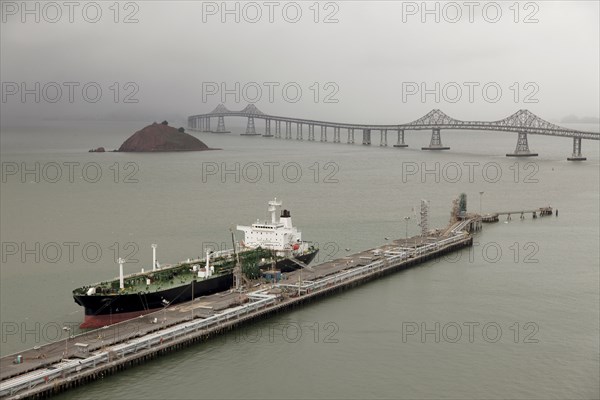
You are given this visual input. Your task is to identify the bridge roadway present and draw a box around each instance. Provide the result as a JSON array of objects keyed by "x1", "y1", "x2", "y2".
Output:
[
  {"x1": 188, "y1": 104, "x2": 599, "y2": 159},
  {"x1": 1, "y1": 229, "x2": 474, "y2": 398}
]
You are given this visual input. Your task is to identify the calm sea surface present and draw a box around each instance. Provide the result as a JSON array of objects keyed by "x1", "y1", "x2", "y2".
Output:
[{"x1": 1, "y1": 120, "x2": 599, "y2": 399}]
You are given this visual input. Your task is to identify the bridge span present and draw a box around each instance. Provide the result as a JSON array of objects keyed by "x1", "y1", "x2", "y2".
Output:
[{"x1": 188, "y1": 104, "x2": 599, "y2": 160}]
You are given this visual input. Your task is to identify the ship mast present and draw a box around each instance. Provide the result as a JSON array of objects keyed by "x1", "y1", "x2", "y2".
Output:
[
  {"x1": 118, "y1": 258, "x2": 125, "y2": 290},
  {"x1": 230, "y1": 227, "x2": 242, "y2": 291},
  {"x1": 151, "y1": 244, "x2": 157, "y2": 271},
  {"x1": 267, "y1": 198, "x2": 282, "y2": 224}
]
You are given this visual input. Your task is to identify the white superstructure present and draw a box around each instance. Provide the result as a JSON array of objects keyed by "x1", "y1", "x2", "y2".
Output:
[{"x1": 237, "y1": 198, "x2": 309, "y2": 256}]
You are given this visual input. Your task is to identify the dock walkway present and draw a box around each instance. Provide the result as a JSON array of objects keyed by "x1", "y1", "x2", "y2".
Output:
[{"x1": 1, "y1": 227, "x2": 475, "y2": 399}]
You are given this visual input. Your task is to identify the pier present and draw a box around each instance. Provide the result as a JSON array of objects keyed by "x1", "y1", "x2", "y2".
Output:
[
  {"x1": 1, "y1": 223, "x2": 476, "y2": 399},
  {"x1": 188, "y1": 105, "x2": 599, "y2": 160},
  {"x1": 0, "y1": 204, "x2": 552, "y2": 399},
  {"x1": 481, "y1": 207, "x2": 554, "y2": 222}
]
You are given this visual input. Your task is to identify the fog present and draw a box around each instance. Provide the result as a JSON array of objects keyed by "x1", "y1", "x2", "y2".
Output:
[{"x1": 1, "y1": 1, "x2": 599, "y2": 126}]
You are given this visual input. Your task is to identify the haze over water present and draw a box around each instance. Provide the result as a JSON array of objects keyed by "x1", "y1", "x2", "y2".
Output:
[
  {"x1": 2, "y1": 1, "x2": 599, "y2": 398},
  {"x1": 1, "y1": 121, "x2": 598, "y2": 399}
]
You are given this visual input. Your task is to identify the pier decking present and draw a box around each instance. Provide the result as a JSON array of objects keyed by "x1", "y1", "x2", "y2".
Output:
[
  {"x1": 0, "y1": 227, "x2": 474, "y2": 399},
  {"x1": 481, "y1": 207, "x2": 553, "y2": 222}
]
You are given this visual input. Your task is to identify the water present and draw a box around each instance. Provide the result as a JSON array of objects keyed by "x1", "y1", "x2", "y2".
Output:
[{"x1": 1, "y1": 120, "x2": 598, "y2": 399}]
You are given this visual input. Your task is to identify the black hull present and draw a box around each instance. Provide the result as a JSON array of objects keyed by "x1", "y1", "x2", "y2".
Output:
[
  {"x1": 275, "y1": 249, "x2": 318, "y2": 273},
  {"x1": 73, "y1": 250, "x2": 318, "y2": 321}
]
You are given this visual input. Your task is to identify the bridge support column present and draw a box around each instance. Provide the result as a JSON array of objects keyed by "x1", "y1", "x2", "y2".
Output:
[
  {"x1": 506, "y1": 131, "x2": 537, "y2": 157},
  {"x1": 380, "y1": 130, "x2": 388, "y2": 146},
  {"x1": 308, "y1": 125, "x2": 315, "y2": 141},
  {"x1": 422, "y1": 128, "x2": 449, "y2": 150},
  {"x1": 567, "y1": 137, "x2": 586, "y2": 161},
  {"x1": 348, "y1": 128, "x2": 354, "y2": 144},
  {"x1": 215, "y1": 116, "x2": 230, "y2": 133},
  {"x1": 320, "y1": 126, "x2": 327, "y2": 142},
  {"x1": 362, "y1": 129, "x2": 371, "y2": 145},
  {"x1": 333, "y1": 127, "x2": 340, "y2": 143},
  {"x1": 296, "y1": 123, "x2": 303, "y2": 140},
  {"x1": 285, "y1": 122, "x2": 292, "y2": 139},
  {"x1": 203, "y1": 117, "x2": 211, "y2": 132},
  {"x1": 263, "y1": 119, "x2": 273, "y2": 137},
  {"x1": 394, "y1": 129, "x2": 408, "y2": 147},
  {"x1": 243, "y1": 117, "x2": 258, "y2": 135},
  {"x1": 274, "y1": 121, "x2": 281, "y2": 138}
]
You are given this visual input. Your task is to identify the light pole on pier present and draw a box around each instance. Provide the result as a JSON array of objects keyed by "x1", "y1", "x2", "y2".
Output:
[
  {"x1": 191, "y1": 279, "x2": 194, "y2": 321},
  {"x1": 62, "y1": 326, "x2": 71, "y2": 358}
]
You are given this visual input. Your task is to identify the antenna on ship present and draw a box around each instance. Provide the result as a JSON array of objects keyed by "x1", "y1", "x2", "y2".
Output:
[
  {"x1": 118, "y1": 258, "x2": 125, "y2": 290},
  {"x1": 267, "y1": 198, "x2": 282, "y2": 224},
  {"x1": 151, "y1": 244, "x2": 157, "y2": 271}
]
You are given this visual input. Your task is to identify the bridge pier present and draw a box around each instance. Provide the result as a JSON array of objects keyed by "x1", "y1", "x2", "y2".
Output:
[
  {"x1": 320, "y1": 126, "x2": 328, "y2": 142},
  {"x1": 274, "y1": 121, "x2": 281, "y2": 138},
  {"x1": 243, "y1": 117, "x2": 259, "y2": 135},
  {"x1": 362, "y1": 129, "x2": 371, "y2": 145},
  {"x1": 296, "y1": 123, "x2": 303, "y2": 140},
  {"x1": 333, "y1": 127, "x2": 341, "y2": 143},
  {"x1": 203, "y1": 117, "x2": 211, "y2": 132},
  {"x1": 347, "y1": 128, "x2": 354, "y2": 144},
  {"x1": 394, "y1": 129, "x2": 408, "y2": 147},
  {"x1": 506, "y1": 131, "x2": 538, "y2": 157},
  {"x1": 215, "y1": 116, "x2": 230, "y2": 133},
  {"x1": 285, "y1": 122, "x2": 292, "y2": 139},
  {"x1": 567, "y1": 137, "x2": 586, "y2": 161},
  {"x1": 308, "y1": 125, "x2": 315, "y2": 141},
  {"x1": 379, "y1": 129, "x2": 388, "y2": 146},
  {"x1": 263, "y1": 119, "x2": 273, "y2": 137},
  {"x1": 422, "y1": 128, "x2": 449, "y2": 150}
]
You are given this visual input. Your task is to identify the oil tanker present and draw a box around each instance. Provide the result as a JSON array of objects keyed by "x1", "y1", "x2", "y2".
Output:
[{"x1": 73, "y1": 199, "x2": 318, "y2": 328}]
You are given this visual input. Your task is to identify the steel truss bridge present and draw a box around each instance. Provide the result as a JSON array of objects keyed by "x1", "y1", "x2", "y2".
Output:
[{"x1": 188, "y1": 104, "x2": 599, "y2": 160}]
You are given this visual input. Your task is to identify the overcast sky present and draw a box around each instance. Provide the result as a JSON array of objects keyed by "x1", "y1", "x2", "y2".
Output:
[{"x1": 1, "y1": 1, "x2": 599, "y2": 126}]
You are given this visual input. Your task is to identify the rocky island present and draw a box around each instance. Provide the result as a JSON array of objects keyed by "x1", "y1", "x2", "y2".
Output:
[{"x1": 115, "y1": 121, "x2": 216, "y2": 152}]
